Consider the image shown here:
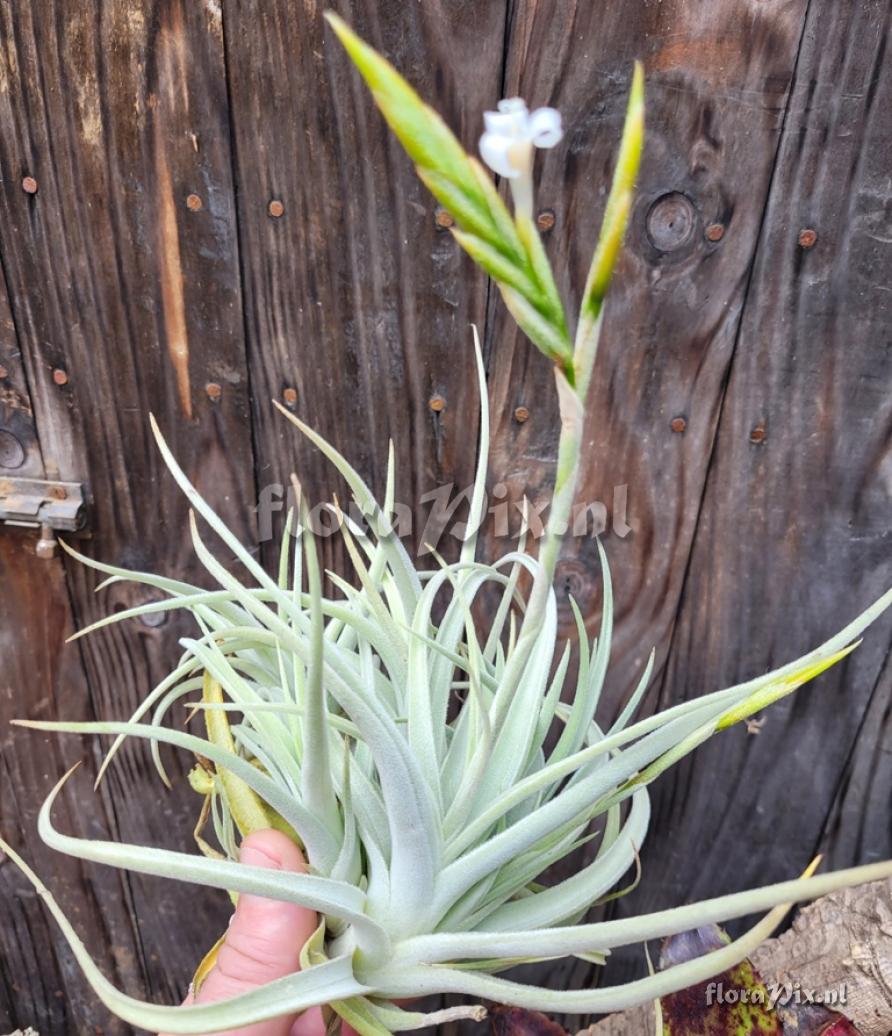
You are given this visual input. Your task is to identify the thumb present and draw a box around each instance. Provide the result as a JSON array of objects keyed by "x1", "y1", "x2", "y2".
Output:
[{"x1": 175, "y1": 828, "x2": 319, "y2": 1036}]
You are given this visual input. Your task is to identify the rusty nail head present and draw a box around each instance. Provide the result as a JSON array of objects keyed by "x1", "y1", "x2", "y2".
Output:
[
  {"x1": 48, "y1": 485, "x2": 68, "y2": 501},
  {"x1": 514, "y1": 406, "x2": 530, "y2": 423},
  {"x1": 798, "y1": 228, "x2": 817, "y2": 249},
  {"x1": 22, "y1": 176, "x2": 38, "y2": 195},
  {"x1": 186, "y1": 193, "x2": 203, "y2": 211},
  {"x1": 434, "y1": 208, "x2": 454, "y2": 230},
  {"x1": 268, "y1": 199, "x2": 285, "y2": 218},
  {"x1": 750, "y1": 424, "x2": 766, "y2": 444},
  {"x1": 670, "y1": 416, "x2": 687, "y2": 433},
  {"x1": 429, "y1": 394, "x2": 446, "y2": 413},
  {"x1": 283, "y1": 387, "x2": 298, "y2": 407},
  {"x1": 205, "y1": 382, "x2": 222, "y2": 401},
  {"x1": 52, "y1": 368, "x2": 69, "y2": 386},
  {"x1": 705, "y1": 222, "x2": 725, "y2": 242},
  {"x1": 0, "y1": 365, "x2": 8, "y2": 379},
  {"x1": 536, "y1": 209, "x2": 556, "y2": 233}
]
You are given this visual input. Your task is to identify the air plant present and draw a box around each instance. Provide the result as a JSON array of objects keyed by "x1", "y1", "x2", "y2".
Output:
[{"x1": 3, "y1": 14, "x2": 892, "y2": 1036}]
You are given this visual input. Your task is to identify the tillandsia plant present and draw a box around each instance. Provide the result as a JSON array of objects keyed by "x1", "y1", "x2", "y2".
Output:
[{"x1": 3, "y1": 13, "x2": 892, "y2": 1036}]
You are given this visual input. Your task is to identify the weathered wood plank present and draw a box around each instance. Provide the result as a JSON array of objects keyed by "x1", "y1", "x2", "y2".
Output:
[
  {"x1": 0, "y1": 1, "x2": 257, "y2": 1030},
  {"x1": 221, "y1": 0, "x2": 508, "y2": 570},
  {"x1": 477, "y1": 0, "x2": 821, "y2": 1020},
  {"x1": 0, "y1": 263, "x2": 42, "y2": 479},
  {"x1": 590, "y1": 0, "x2": 892, "y2": 1009},
  {"x1": 484, "y1": 0, "x2": 811, "y2": 708},
  {"x1": 0, "y1": 529, "x2": 144, "y2": 1035},
  {"x1": 0, "y1": 194, "x2": 142, "y2": 1033}
]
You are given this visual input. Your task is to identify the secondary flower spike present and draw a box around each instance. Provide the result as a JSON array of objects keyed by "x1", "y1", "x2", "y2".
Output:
[{"x1": 479, "y1": 98, "x2": 563, "y2": 216}]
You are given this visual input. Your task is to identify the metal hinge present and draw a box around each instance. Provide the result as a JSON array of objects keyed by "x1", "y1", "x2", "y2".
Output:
[{"x1": 0, "y1": 476, "x2": 87, "y2": 559}]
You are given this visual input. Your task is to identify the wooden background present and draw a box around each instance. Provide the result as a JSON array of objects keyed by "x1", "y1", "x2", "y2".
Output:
[{"x1": 1, "y1": 0, "x2": 891, "y2": 1032}]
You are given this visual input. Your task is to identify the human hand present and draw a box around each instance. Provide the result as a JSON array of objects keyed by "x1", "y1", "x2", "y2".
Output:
[{"x1": 159, "y1": 829, "x2": 351, "y2": 1036}]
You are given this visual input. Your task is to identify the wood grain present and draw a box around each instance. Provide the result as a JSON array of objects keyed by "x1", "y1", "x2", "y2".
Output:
[
  {"x1": 652, "y1": 0, "x2": 892, "y2": 882},
  {"x1": 221, "y1": 0, "x2": 508, "y2": 572},
  {"x1": 0, "y1": 529, "x2": 144, "y2": 1035},
  {"x1": 0, "y1": 263, "x2": 43, "y2": 479},
  {"x1": 587, "y1": 0, "x2": 892, "y2": 1015},
  {"x1": 475, "y1": 0, "x2": 892, "y2": 1025},
  {"x1": 485, "y1": 0, "x2": 811, "y2": 709},
  {"x1": 0, "y1": 1, "x2": 257, "y2": 1030}
]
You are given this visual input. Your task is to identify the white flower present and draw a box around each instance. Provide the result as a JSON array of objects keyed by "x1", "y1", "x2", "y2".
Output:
[
  {"x1": 479, "y1": 98, "x2": 563, "y2": 179},
  {"x1": 479, "y1": 99, "x2": 562, "y2": 218}
]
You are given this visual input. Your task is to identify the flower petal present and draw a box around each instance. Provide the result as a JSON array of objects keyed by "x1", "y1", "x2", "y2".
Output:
[
  {"x1": 484, "y1": 99, "x2": 529, "y2": 138},
  {"x1": 479, "y1": 132, "x2": 521, "y2": 178},
  {"x1": 528, "y1": 107, "x2": 563, "y2": 148},
  {"x1": 497, "y1": 97, "x2": 528, "y2": 115},
  {"x1": 483, "y1": 110, "x2": 518, "y2": 136}
]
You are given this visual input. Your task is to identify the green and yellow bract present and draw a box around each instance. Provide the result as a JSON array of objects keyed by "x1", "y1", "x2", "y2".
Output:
[{"x1": 3, "y1": 15, "x2": 892, "y2": 1036}]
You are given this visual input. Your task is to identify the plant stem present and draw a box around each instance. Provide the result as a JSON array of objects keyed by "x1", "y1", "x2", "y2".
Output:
[{"x1": 490, "y1": 368, "x2": 584, "y2": 735}]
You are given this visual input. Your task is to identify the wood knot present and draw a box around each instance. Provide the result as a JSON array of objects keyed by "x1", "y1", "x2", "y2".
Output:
[
  {"x1": 646, "y1": 192, "x2": 698, "y2": 252},
  {"x1": 0, "y1": 429, "x2": 25, "y2": 469},
  {"x1": 139, "y1": 605, "x2": 168, "y2": 629},
  {"x1": 555, "y1": 558, "x2": 598, "y2": 617}
]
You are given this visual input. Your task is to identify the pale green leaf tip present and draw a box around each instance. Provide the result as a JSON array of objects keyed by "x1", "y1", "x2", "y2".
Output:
[
  {"x1": 715, "y1": 641, "x2": 859, "y2": 731},
  {"x1": 324, "y1": 11, "x2": 351, "y2": 45},
  {"x1": 618, "y1": 62, "x2": 645, "y2": 190},
  {"x1": 324, "y1": 12, "x2": 391, "y2": 93},
  {"x1": 631, "y1": 60, "x2": 645, "y2": 104}
]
